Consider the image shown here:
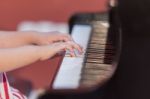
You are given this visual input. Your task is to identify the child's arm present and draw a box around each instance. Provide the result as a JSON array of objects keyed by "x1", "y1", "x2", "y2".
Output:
[
  {"x1": 0, "y1": 31, "x2": 72, "y2": 48},
  {"x1": 0, "y1": 31, "x2": 36, "y2": 48},
  {"x1": 0, "y1": 41, "x2": 82, "y2": 72}
]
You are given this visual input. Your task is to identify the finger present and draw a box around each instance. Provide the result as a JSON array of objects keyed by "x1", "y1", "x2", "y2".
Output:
[
  {"x1": 55, "y1": 36, "x2": 71, "y2": 42},
  {"x1": 53, "y1": 42, "x2": 74, "y2": 56},
  {"x1": 63, "y1": 34, "x2": 73, "y2": 41},
  {"x1": 63, "y1": 37, "x2": 71, "y2": 42},
  {"x1": 55, "y1": 43, "x2": 67, "y2": 52},
  {"x1": 67, "y1": 41, "x2": 83, "y2": 54},
  {"x1": 52, "y1": 42, "x2": 81, "y2": 57},
  {"x1": 65, "y1": 45, "x2": 76, "y2": 57}
]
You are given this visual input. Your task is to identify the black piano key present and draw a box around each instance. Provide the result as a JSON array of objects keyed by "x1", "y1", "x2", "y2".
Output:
[
  {"x1": 72, "y1": 13, "x2": 117, "y2": 88},
  {"x1": 85, "y1": 63, "x2": 112, "y2": 70}
]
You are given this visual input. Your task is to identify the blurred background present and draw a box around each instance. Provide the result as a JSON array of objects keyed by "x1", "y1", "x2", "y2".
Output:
[
  {"x1": 0, "y1": 0, "x2": 107, "y2": 98},
  {"x1": 0, "y1": 0, "x2": 107, "y2": 30}
]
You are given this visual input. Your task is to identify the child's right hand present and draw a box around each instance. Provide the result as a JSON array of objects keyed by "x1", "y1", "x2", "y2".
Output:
[{"x1": 39, "y1": 41, "x2": 83, "y2": 61}]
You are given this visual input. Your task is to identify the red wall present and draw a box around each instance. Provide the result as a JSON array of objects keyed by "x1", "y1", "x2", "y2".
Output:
[{"x1": 0, "y1": 0, "x2": 108, "y2": 30}]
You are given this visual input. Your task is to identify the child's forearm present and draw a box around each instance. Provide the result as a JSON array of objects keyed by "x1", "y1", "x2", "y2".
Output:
[
  {"x1": 0, "y1": 31, "x2": 38, "y2": 48},
  {"x1": 0, "y1": 40, "x2": 83, "y2": 72},
  {"x1": 0, "y1": 45, "x2": 42, "y2": 72}
]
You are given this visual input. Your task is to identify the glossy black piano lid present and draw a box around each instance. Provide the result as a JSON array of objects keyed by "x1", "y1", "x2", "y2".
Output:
[{"x1": 69, "y1": 12, "x2": 109, "y2": 34}]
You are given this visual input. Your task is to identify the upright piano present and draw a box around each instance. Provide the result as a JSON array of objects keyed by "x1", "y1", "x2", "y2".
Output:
[{"x1": 39, "y1": 0, "x2": 122, "y2": 98}]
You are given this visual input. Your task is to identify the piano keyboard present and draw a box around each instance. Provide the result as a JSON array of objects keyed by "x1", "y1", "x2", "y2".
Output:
[
  {"x1": 52, "y1": 14, "x2": 115, "y2": 89},
  {"x1": 80, "y1": 21, "x2": 114, "y2": 86},
  {"x1": 53, "y1": 25, "x2": 92, "y2": 89}
]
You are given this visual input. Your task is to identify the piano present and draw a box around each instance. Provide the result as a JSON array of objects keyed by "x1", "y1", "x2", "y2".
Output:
[
  {"x1": 39, "y1": 0, "x2": 122, "y2": 98},
  {"x1": 52, "y1": 14, "x2": 118, "y2": 90},
  {"x1": 49, "y1": 0, "x2": 121, "y2": 91}
]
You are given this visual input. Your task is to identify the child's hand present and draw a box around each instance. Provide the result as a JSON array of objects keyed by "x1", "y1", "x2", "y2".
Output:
[
  {"x1": 39, "y1": 41, "x2": 83, "y2": 61},
  {"x1": 35, "y1": 31, "x2": 73, "y2": 45}
]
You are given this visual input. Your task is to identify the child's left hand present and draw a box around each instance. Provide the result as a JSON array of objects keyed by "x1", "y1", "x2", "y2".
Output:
[{"x1": 35, "y1": 31, "x2": 73, "y2": 45}]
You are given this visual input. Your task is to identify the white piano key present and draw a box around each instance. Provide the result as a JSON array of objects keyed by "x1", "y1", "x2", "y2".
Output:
[
  {"x1": 53, "y1": 57, "x2": 83, "y2": 89},
  {"x1": 60, "y1": 57, "x2": 84, "y2": 70},
  {"x1": 65, "y1": 49, "x2": 86, "y2": 58},
  {"x1": 71, "y1": 24, "x2": 92, "y2": 49},
  {"x1": 53, "y1": 25, "x2": 92, "y2": 89}
]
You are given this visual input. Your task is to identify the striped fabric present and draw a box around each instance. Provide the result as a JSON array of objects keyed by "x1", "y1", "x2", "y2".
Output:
[{"x1": 0, "y1": 73, "x2": 27, "y2": 99}]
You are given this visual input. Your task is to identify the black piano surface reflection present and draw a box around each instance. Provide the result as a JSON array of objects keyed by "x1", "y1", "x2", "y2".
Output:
[{"x1": 38, "y1": 1, "x2": 122, "y2": 99}]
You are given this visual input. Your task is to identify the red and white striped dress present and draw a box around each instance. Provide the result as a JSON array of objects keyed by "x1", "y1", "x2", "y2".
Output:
[{"x1": 0, "y1": 73, "x2": 27, "y2": 99}]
